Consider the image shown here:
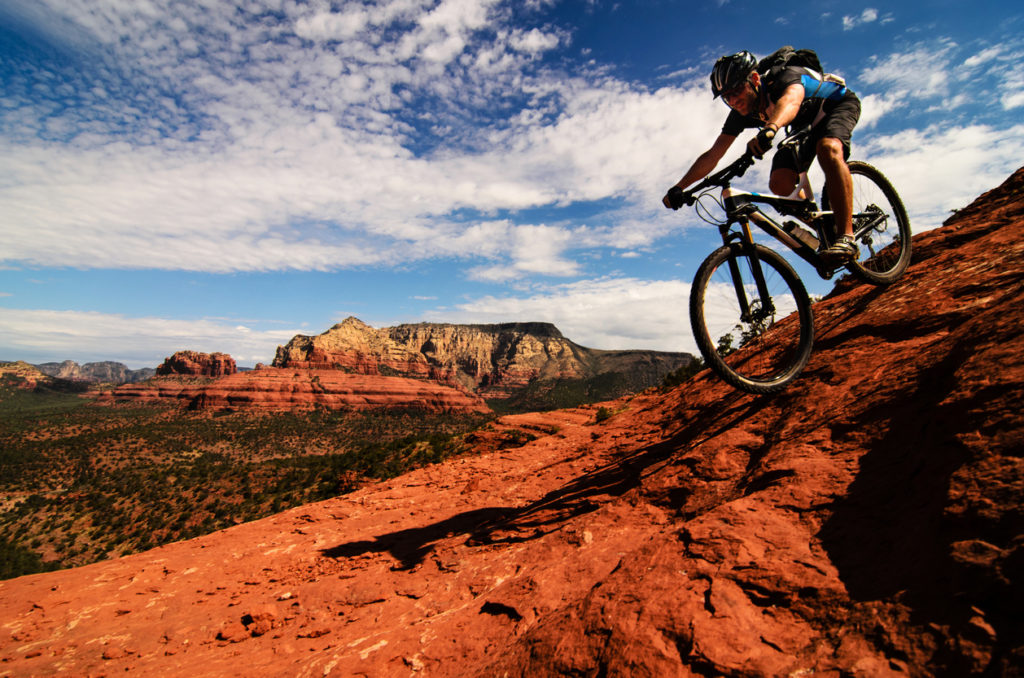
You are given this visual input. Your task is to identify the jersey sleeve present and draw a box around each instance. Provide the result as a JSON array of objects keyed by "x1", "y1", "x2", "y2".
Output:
[
  {"x1": 764, "y1": 66, "x2": 804, "y2": 100},
  {"x1": 721, "y1": 109, "x2": 757, "y2": 137}
]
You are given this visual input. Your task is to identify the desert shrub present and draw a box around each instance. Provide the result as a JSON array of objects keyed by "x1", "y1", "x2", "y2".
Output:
[{"x1": 661, "y1": 358, "x2": 705, "y2": 389}]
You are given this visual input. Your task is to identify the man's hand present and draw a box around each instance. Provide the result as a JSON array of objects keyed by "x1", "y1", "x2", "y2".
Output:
[
  {"x1": 663, "y1": 186, "x2": 689, "y2": 210},
  {"x1": 747, "y1": 126, "x2": 776, "y2": 159}
]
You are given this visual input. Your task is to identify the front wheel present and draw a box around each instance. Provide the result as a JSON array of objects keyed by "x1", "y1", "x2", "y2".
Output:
[
  {"x1": 690, "y1": 243, "x2": 814, "y2": 394},
  {"x1": 825, "y1": 161, "x2": 913, "y2": 285}
]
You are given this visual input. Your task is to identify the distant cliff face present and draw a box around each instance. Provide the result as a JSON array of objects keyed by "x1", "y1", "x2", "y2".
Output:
[
  {"x1": 156, "y1": 351, "x2": 237, "y2": 378},
  {"x1": 273, "y1": 318, "x2": 694, "y2": 406},
  {"x1": 100, "y1": 368, "x2": 489, "y2": 413},
  {"x1": 34, "y1": 360, "x2": 155, "y2": 384}
]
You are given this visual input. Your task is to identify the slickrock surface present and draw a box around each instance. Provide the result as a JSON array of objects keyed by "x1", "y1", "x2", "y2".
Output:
[
  {"x1": 99, "y1": 368, "x2": 489, "y2": 413},
  {"x1": 2, "y1": 168, "x2": 1022, "y2": 676}
]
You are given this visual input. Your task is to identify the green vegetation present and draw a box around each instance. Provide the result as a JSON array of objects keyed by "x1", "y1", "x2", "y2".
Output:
[
  {"x1": 0, "y1": 536, "x2": 60, "y2": 579},
  {"x1": 487, "y1": 372, "x2": 638, "y2": 414},
  {"x1": 0, "y1": 385, "x2": 492, "y2": 580},
  {"x1": 660, "y1": 358, "x2": 705, "y2": 389}
]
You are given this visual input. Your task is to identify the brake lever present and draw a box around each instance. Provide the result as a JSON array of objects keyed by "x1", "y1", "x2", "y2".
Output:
[{"x1": 732, "y1": 151, "x2": 755, "y2": 178}]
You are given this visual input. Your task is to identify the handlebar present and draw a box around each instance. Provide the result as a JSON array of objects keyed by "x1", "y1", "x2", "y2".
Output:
[
  {"x1": 677, "y1": 124, "x2": 813, "y2": 205},
  {"x1": 679, "y1": 151, "x2": 755, "y2": 204}
]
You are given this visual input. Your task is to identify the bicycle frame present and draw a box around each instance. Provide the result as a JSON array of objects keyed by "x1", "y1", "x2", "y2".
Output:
[
  {"x1": 719, "y1": 188, "x2": 829, "y2": 276},
  {"x1": 718, "y1": 185, "x2": 892, "y2": 281}
]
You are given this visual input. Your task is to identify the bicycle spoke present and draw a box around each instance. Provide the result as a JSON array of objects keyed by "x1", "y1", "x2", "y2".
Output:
[
  {"x1": 697, "y1": 250, "x2": 809, "y2": 385},
  {"x1": 846, "y1": 164, "x2": 912, "y2": 283}
]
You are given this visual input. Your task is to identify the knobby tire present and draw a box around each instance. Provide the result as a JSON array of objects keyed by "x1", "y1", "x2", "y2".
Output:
[
  {"x1": 690, "y1": 243, "x2": 814, "y2": 395},
  {"x1": 828, "y1": 161, "x2": 913, "y2": 285}
]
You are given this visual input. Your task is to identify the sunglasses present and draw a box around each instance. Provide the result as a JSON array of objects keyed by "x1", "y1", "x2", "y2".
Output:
[{"x1": 722, "y1": 82, "x2": 749, "y2": 106}]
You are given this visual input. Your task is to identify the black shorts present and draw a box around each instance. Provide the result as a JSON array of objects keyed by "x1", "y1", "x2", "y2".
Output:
[{"x1": 772, "y1": 93, "x2": 861, "y2": 174}]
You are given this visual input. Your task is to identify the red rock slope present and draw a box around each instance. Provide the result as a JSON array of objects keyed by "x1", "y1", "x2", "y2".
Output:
[{"x1": 2, "y1": 168, "x2": 1022, "y2": 676}]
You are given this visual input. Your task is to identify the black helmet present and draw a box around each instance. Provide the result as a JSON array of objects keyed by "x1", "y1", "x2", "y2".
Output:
[{"x1": 710, "y1": 51, "x2": 757, "y2": 98}]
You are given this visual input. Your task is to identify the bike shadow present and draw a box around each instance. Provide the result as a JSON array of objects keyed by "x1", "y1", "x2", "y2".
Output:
[
  {"x1": 814, "y1": 279, "x2": 887, "y2": 341},
  {"x1": 321, "y1": 387, "x2": 764, "y2": 570}
]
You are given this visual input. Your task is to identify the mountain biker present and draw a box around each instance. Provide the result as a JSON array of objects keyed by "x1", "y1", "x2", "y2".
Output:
[{"x1": 663, "y1": 49, "x2": 862, "y2": 264}]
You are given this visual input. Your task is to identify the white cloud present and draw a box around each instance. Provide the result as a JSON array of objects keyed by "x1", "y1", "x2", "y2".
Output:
[
  {"x1": 859, "y1": 43, "x2": 955, "y2": 99},
  {"x1": 857, "y1": 123, "x2": 1024, "y2": 232},
  {"x1": 294, "y1": 8, "x2": 372, "y2": 42},
  {"x1": 842, "y1": 8, "x2": 878, "y2": 30},
  {"x1": 510, "y1": 27, "x2": 561, "y2": 54},
  {"x1": 424, "y1": 277, "x2": 696, "y2": 353},
  {"x1": 0, "y1": 308, "x2": 300, "y2": 367},
  {"x1": 963, "y1": 46, "x2": 1003, "y2": 68},
  {"x1": 856, "y1": 93, "x2": 902, "y2": 129},
  {"x1": 1003, "y1": 92, "x2": 1024, "y2": 110}
]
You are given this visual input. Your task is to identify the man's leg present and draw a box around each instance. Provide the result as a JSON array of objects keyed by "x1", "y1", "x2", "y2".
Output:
[
  {"x1": 817, "y1": 137, "x2": 853, "y2": 237},
  {"x1": 769, "y1": 168, "x2": 800, "y2": 197}
]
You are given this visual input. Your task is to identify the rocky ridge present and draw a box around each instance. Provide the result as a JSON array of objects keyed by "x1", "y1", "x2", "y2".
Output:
[
  {"x1": 33, "y1": 360, "x2": 155, "y2": 384},
  {"x1": 274, "y1": 318, "x2": 693, "y2": 404},
  {"x1": 0, "y1": 361, "x2": 54, "y2": 390},
  {"x1": 100, "y1": 324, "x2": 689, "y2": 414},
  {"x1": 98, "y1": 368, "x2": 488, "y2": 413},
  {"x1": 1, "y1": 168, "x2": 1022, "y2": 675},
  {"x1": 157, "y1": 351, "x2": 238, "y2": 378}
]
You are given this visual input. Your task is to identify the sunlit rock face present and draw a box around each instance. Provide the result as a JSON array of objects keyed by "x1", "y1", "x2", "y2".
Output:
[{"x1": 273, "y1": 317, "x2": 693, "y2": 401}]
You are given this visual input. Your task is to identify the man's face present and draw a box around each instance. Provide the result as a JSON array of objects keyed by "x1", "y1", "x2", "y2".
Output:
[{"x1": 722, "y1": 73, "x2": 758, "y2": 116}]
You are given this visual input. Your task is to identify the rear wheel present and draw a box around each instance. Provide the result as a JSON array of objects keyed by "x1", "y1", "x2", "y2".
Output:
[
  {"x1": 690, "y1": 243, "x2": 814, "y2": 394},
  {"x1": 825, "y1": 161, "x2": 912, "y2": 285}
]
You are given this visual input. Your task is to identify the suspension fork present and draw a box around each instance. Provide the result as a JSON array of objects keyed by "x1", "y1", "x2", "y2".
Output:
[{"x1": 725, "y1": 219, "x2": 775, "y2": 321}]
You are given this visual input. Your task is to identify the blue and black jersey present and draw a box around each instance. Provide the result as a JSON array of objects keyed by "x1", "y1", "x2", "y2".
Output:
[{"x1": 721, "y1": 65, "x2": 859, "y2": 137}]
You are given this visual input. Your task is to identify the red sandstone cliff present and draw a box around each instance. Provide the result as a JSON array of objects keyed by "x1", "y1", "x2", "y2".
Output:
[
  {"x1": 0, "y1": 361, "x2": 52, "y2": 390},
  {"x1": 99, "y1": 368, "x2": 489, "y2": 413},
  {"x1": 157, "y1": 351, "x2": 237, "y2": 378},
  {"x1": 273, "y1": 318, "x2": 693, "y2": 402},
  {"x1": 2, "y1": 168, "x2": 1023, "y2": 676}
]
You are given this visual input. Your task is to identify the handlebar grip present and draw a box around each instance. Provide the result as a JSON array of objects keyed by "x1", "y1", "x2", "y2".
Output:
[{"x1": 729, "y1": 152, "x2": 754, "y2": 178}]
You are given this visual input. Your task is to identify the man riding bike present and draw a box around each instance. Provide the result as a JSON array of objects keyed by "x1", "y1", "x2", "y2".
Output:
[{"x1": 663, "y1": 49, "x2": 862, "y2": 264}]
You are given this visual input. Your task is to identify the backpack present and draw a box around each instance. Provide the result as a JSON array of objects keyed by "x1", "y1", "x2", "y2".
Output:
[
  {"x1": 757, "y1": 46, "x2": 847, "y2": 92},
  {"x1": 756, "y1": 46, "x2": 824, "y2": 76}
]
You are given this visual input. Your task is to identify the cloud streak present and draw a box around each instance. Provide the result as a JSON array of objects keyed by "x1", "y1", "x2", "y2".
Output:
[
  {"x1": 425, "y1": 277, "x2": 695, "y2": 353},
  {"x1": 0, "y1": 308, "x2": 300, "y2": 368},
  {"x1": 1, "y1": 0, "x2": 716, "y2": 276}
]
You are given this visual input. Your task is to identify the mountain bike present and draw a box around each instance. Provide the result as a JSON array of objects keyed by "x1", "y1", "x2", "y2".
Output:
[{"x1": 678, "y1": 128, "x2": 912, "y2": 394}]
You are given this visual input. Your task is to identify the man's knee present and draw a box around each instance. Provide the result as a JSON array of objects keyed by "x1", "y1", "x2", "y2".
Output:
[
  {"x1": 816, "y1": 137, "x2": 846, "y2": 166},
  {"x1": 769, "y1": 169, "x2": 799, "y2": 196}
]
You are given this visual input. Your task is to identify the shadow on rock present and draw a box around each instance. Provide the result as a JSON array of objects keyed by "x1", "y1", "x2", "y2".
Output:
[{"x1": 320, "y1": 390, "x2": 764, "y2": 570}]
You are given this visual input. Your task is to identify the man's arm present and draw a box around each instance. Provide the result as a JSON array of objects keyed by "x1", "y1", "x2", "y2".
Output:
[
  {"x1": 663, "y1": 133, "x2": 737, "y2": 208},
  {"x1": 747, "y1": 82, "x2": 805, "y2": 157},
  {"x1": 764, "y1": 82, "x2": 804, "y2": 130}
]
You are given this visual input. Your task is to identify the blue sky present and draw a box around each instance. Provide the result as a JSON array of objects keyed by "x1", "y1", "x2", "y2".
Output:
[{"x1": 2, "y1": 0, "x2": 1022, "y2": 368}]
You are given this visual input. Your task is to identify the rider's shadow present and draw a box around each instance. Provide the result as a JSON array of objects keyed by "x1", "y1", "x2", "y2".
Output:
[
  {"x1": 320, "y1": 388, "x2": 765, "y2": 570},
  {"x1": 319, "y1": 444, "x2": 678, "y2": 571}
]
